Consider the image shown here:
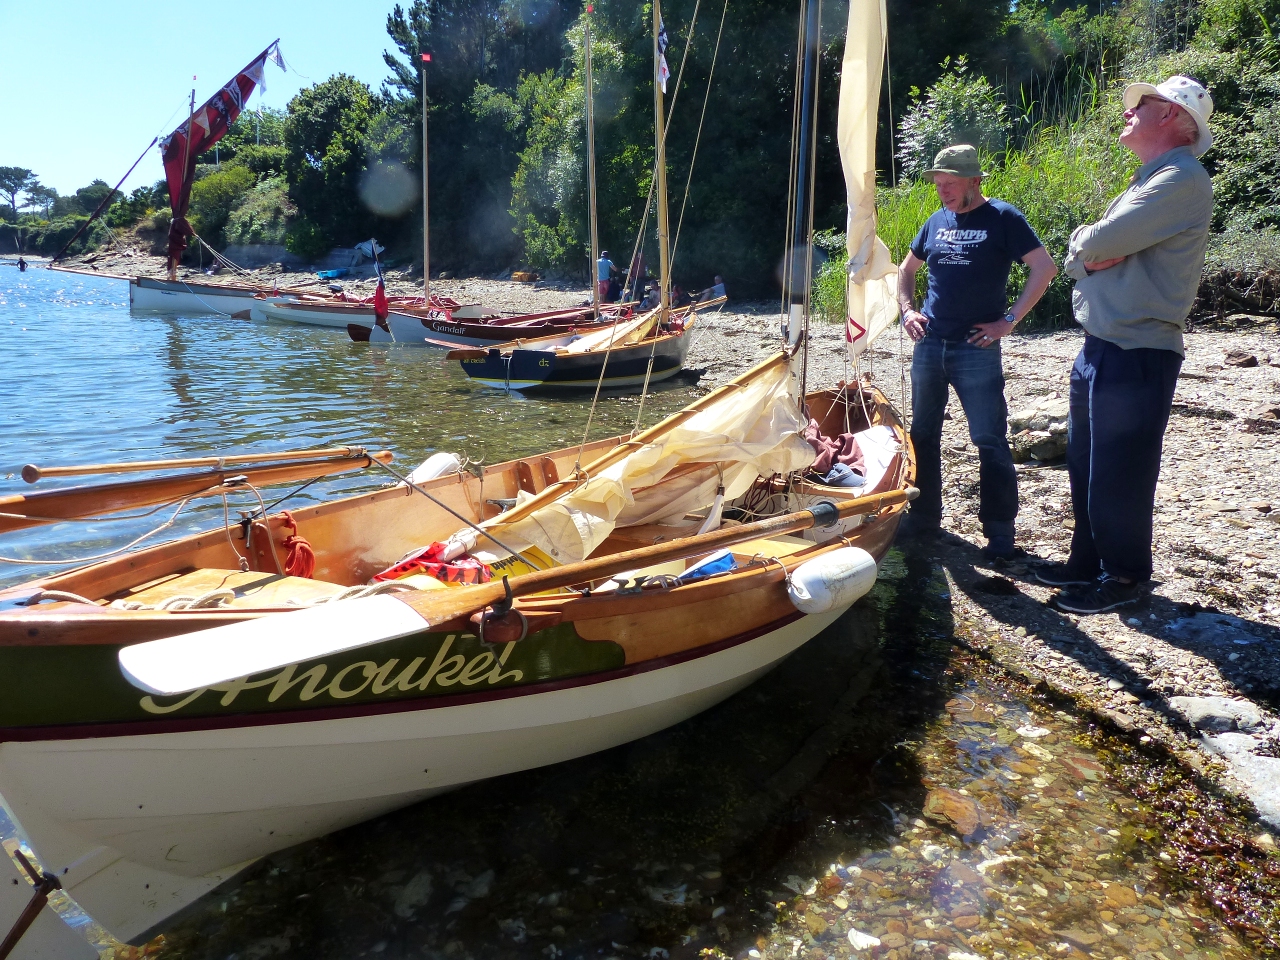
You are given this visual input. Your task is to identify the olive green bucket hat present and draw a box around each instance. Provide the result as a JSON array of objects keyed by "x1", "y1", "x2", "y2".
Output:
[{"x1": 923, "y1": 144, "x2": 986, "y2": 180}]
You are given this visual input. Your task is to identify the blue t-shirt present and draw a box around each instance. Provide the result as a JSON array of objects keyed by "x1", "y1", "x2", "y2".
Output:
[
  {"x1": 596, "y1": 258, "x2": 615, "y2": 281},
  {"x1": 909, "y1": 199, "x2": 1043, "y2": 340}
]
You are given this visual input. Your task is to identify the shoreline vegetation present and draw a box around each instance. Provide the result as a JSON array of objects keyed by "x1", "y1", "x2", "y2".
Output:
[{"x1": 4, "y1": 0, "x2": 1280, "y2": 318}]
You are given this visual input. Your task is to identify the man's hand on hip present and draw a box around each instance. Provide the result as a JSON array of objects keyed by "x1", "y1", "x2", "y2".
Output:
[
  {"x1": 902, "y1": 308, "x2": 928, "y2": 342},
  {"x1": 967, "y1": 316, "x2": 1015, "y2": 347},
  {"x1": 1084, "y1": 255, "x2": 1126, "y2": 273}
]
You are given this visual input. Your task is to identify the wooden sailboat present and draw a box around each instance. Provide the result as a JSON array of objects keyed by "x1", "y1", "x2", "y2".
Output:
[
  {"x1": 0, "y1": 359, "x2": 913, "y2": 957},
  {"x1": 0, "y1": 0, "x2": 906, "y2": 953}
]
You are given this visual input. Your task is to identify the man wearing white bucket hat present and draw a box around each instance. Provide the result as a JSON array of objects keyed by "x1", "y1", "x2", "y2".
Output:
[{"x1": 1041, "y1": 75, "x2": 1214, "y2": 614}]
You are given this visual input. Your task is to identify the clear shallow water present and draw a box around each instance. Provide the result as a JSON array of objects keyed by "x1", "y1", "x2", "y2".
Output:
[
  {"x1": 0, "y1": 264, "x2": 697, "y2": 587},
  {"x1": 143, "y1": 554, "x2": 1257, "y2": 960}
]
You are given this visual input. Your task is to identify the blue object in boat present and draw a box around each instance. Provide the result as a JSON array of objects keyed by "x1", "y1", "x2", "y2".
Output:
[
  {"x1": 316, "y1": 268, "x2": 350, "y2": 280},
  {"x1": 677, "y1": 548, "x2": 737, "y2": 584},
  {"x1": 823, "y1": 462, "x2": 865, "y2": 487}
]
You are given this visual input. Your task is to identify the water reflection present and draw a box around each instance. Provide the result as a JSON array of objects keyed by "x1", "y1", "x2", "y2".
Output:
[
  {"x1": 144, "y1": 553, "x2": 1249, "y2": 960},
  {"x1": 0, "y1": 270, "x2": 698, "y2": 588}
]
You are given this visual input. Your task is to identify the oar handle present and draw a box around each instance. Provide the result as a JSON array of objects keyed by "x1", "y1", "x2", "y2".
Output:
[{"x1": 22, "y1": 446, "x2": 376, "y2": 483}]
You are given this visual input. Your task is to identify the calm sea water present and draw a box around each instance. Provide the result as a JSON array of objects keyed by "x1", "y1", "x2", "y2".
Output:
[{"x1": 0, "y1": 262, "x2": 697, "y2": 588}]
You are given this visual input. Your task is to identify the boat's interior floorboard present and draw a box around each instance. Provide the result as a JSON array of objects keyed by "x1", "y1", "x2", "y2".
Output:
[{"x1": 116, "y1": 570, "x2": 346, "y2": 608}]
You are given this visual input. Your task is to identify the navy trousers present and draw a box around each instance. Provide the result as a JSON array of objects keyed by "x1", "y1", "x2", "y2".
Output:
[
  {"x1": 1066, "y1": 335, "x2": 1182, "y2": 582},
  {"x1": 910, "y1": 335, "x2": 1018, "y2": 540}
]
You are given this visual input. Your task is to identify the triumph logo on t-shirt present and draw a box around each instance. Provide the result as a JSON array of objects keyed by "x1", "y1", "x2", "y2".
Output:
[{"x1": 933, "y1": 227, "x2": 989, "y2": 265}]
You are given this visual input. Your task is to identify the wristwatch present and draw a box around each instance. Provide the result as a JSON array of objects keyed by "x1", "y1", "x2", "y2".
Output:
[{"x1": 1002, "y1": 312, "x2": 1017, "y2": 327}]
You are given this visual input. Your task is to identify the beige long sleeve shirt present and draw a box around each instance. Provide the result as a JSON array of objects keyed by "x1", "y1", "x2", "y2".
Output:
[{"x1": 1063, "y1": 146, "x2": 1212, "y2": 356}]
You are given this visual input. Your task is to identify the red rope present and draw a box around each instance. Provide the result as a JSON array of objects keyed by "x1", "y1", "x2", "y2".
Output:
[{"x1": 279, "y1": 510, "x2": 316, "y2": 579}]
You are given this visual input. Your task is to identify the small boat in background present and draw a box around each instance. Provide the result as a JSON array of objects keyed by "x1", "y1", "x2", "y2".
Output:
[
  {"x1": 347, "y1": 303, "x2": 634, "y2": 349},
  {"x1": 252, "y1": 292, "x2": 491, "y2": 328},
  {"x1": 127, "y1": 275, "x2": 286, "y2": 316},
  {"x1": 450, "y1": 300, "x2": 710, "y2": 391}
]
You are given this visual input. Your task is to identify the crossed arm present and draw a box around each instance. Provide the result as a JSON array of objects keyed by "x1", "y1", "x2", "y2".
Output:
[{"x1": 897, "y1": 246, "x2": 1058, "y2": 346}]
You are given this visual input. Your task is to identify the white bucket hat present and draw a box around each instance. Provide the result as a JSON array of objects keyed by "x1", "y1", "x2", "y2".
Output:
[{"x1": 1123, "y1": 75, "x2": 1214, "y2": 157}]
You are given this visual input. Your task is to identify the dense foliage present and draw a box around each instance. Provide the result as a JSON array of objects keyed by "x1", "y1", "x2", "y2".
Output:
[{"x1": 6, "y1": 0, "x2": 1279, "y2": 305}]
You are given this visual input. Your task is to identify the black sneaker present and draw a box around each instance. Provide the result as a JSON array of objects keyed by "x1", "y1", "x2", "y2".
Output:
[
  {"x1": 980, "y1": 536, "x2": 1020, "y2": 563},
  {"x1": 898, "y1": 514, "x2": 941, "y2": 541},
  {"x1": 1034, "y1": 562, "x2": 1096, "y2": 587},
  {"x1": 1052, "y1": 575, "x2": 1144, "y2": 614}
]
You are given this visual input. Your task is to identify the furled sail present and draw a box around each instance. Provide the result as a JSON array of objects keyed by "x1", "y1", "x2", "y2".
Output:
[
  {"x1": 161, "y1": 41, "x2": 284, "y2": 269},
  {"x1": 838, "y1": 0, "x2": 898, "y2": 357},
  {"x1": 480, "y1": 357, "x2": 815, "y2": 564}
]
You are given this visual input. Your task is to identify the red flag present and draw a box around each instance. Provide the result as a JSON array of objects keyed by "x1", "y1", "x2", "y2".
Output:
[
  {"x1": 161, "y1": 41, "x2": 281, "y2": 267},
  {"x1": 374, "y1": 278, "x2": 389, "y2": 322}
]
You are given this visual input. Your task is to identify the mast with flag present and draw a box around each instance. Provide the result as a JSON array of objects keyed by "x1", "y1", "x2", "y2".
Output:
[{"x1": 160, "y1": 41, "x2": 285, "y2": 278}]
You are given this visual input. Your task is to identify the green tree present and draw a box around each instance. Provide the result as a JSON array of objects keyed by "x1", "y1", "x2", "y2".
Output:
[
  {"x1": 0, "y1": 167, "x2": 37, "y2": 215},
  {"x1": 283, "y1": 74, "x2": 381, "y2": 246},
  {"x1": 73, "y1": 180, "x2": 116, "y2": 216},
  {"x1": 895, "y1": 57, "x2": 1011, "y2": 178},
  {"x1": 381, "y1": 0, "x2": 577, "y2": 269},
  {"x1": 225, "y1": 175, "x2": 297, "y2": 245},
  {"x1": 189, "y1": 166, "x2": 255, "y2": 246},
  {"x1": 24, "y1": 184, "x2": 58, "y2": 219}
]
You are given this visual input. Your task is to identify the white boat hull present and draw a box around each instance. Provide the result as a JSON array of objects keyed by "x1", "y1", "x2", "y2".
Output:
[
  {"x1": 128, "y1": 277, "x2": 266, "y2": 317},
  {"x1": 0, "y1": 605, "x2": 851, "y2": 954}
]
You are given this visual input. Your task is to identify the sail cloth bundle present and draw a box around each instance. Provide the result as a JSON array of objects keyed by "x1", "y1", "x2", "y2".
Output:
[
  {"x1": 838, "y1": 0, "x2": 898, "y2": 356},
  {"x1": 437, "y1": 359, "x2": 818, "y2": 566}
]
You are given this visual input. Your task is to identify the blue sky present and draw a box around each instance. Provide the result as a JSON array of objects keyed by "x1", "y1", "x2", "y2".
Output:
[{"x1": 0, "y1": 1, "x2": 403, "y2": 195}]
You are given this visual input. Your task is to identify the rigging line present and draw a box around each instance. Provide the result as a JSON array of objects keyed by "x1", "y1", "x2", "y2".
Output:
[
  {"x1": 366, "y1": 456, "x2": 542, "y2": 569},
  {"x1": 781, "y1": 0, "x2": 806, "y2": 329},
  {"x1": 581, "y1": 3, "x2": 702, "y2": 463},
  {"x1": 0, "y1": 498, "x2": 197, "y2": 567},
  {"x1": 669, "y1": 0, "x2": 730, "y2": 270},
  {"x1": 631, "y1": 333, "x2": 663, "y2": 433},
  {"x1": 799, "y1": 0, "x2": 824, "y2": 402}
]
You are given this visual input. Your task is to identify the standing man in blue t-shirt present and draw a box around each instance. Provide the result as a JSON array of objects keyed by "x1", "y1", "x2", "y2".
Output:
[
  {"x1": 897, "y1": 144, "x2": 1058, "y2": 560},
  {"x1": 596, "y1": 250, "x2": 617, "y2": 303}
]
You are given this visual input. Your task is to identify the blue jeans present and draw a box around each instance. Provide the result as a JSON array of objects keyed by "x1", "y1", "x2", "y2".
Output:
[
  {"x1": 910, "y1": 335, "x2": 1017, "y2": 539},
  {"x1": 1067, "y1": 335, "x2": 1182, "y2": 582}
]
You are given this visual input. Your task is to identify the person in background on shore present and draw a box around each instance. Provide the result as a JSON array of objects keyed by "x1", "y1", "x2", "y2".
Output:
[
  {"x1": 700, "y1": 274, "x2": 726, "y2": 301},
  {"x1": 671, "y1": 284, "x2": 692, "y2": 308},
  {"x1": 898, "y1": 144, "x2": 1058, "y2": 561},
  {"x1": 626, "y1": 252, "x2": 647, "y2": 301},
  {"x1": 596, "y1": 250, "x2": 616, "y2": 302},
  {"x1": 1039, "y1": 76, "x2": 1214, "y2": 614}
]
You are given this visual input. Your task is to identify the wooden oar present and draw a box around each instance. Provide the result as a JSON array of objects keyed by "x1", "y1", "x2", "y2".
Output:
[
  {"x1": 118, "y1": 486, "x2": 915, "y2": 696},
  {"x1": 1, "y1": 452, "x2": 393, "y2": 535},
  {"x1": 22, "y1": 445, "x2": 380, "y2": 483}
]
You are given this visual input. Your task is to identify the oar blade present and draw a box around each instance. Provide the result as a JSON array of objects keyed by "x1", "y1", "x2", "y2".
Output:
[{"x1": 117, "y1": 595, "x2": 430, "y2": 696}]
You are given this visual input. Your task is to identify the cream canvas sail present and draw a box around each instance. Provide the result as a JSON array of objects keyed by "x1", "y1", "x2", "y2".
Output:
[
  {"x1": 838, "y1": 0, "x2": 898, "y2": 357},
  {"x1": 480, "y1": 358, "x2": 815, "y2": 564}
]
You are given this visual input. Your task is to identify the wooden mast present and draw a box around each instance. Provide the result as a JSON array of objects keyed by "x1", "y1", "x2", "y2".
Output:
[
  {"x1": 585, "y1": 5, "x2": 601, "y2": 317},
  {"x1": 421, "y1": 53, "x2": 432, "y2": 305},
  {"x1": 169, "y1": 85, "x2": 197, "y2": 281},
  {"x1": 653, "y1": 0, "x2": 671, "y2": 323}
]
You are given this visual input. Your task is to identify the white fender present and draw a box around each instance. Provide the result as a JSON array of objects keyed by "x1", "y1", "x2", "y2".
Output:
[
  {"x1": 787, "y1": 546, "x2": 878, "y2": 614},
  {"x1": 406, "y1": 451, "x2": 462, "y2": 484}
]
